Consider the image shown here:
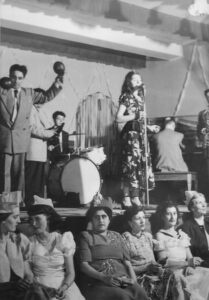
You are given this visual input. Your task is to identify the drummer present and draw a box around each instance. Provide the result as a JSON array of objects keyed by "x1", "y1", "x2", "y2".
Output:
[{"x1": 47, "y1": 111, "x2": 71, "y2": 165}]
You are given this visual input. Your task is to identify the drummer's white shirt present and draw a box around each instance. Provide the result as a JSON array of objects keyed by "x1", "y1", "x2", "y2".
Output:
[{"x1": 59, "y1": 133, "x2": 63, "y2": 152}]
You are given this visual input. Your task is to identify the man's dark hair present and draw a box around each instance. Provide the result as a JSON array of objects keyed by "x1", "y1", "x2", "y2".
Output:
[
  {"x1": 52, "y1": 111, "x2": 66, "y2": 120},
  {"x1": 164, "y1": 117, "x2": 176, "y2": 128},
  {"x1": 9, "y1": 64, "x2": 28, "y2": 77}
]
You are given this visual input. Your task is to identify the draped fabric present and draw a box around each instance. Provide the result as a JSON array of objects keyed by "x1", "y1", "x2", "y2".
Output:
[
  {"x1": 76, "y1": 92, "x2": 118, "y2": 175},
  {"x1": 1, "y1": 42, "x2": 209, "y2": 121}
]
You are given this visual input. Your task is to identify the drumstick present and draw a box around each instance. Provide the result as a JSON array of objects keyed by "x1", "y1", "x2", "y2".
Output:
[{"x1": 49, "y1": 144, "x2": 60, "y2": 149}]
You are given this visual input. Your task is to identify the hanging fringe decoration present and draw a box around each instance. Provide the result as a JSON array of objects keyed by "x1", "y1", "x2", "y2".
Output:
[
  {"x1": 173, "y1": 42, "x2": 197, "y2": 116},
  {"x1": 76, "y1": 92, "x2": 118, "y2": 175}
]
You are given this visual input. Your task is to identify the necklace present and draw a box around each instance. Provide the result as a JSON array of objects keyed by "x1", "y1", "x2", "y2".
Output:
[
  {"x1": 36, "y1": 233, "x2": 53, "y2": 247},
  {"x1": 131, "y1": 231, "x2": 143, "y2": 238}
]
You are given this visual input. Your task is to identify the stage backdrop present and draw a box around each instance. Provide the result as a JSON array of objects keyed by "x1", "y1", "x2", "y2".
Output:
[
  {"x1": 1, "y1": 41, "x2": 209, "y2": 129},
  {"x1": 1, "y1": 40, "x2": 209, "y2": 176}
]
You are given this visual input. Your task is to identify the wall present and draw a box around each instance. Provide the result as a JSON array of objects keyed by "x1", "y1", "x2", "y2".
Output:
[{"x1": 1, "y1": 30, "x2": 209, "y2": 133}]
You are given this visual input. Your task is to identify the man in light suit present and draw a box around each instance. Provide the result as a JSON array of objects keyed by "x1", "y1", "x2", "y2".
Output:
[
  {"x1": 151, "y1": 117, "x2": 188, "y2": 172},
  {"x1": 25, "y1": 104, "x2": 56, "y2": 207},
  {"x1": 0, "y1": 64, "x2": 63, "y2": 193}
]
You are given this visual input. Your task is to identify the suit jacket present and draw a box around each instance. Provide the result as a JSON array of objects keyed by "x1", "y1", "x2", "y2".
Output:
[
  {"x1": 26, "y1": 106, "x2": 55, "y2": 162},
  {"x1": 0, "y1": 233, "x2": 30, "y2": 282},
  {"x1": 180, "y1": 213, "x2": 209, "y2": 265},
  {"x1": 197, "y1": 109, "x2": 209, "y2": 157},
  {"x1": 151, "y1": 128, "x2": 188, "y2": 172},
  {"x1": 0, "y1": 83, "x2": 61, "y2": 154}
]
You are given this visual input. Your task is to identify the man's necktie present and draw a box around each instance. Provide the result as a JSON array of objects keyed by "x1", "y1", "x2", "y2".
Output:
[{"x1": 11, "y1": 89, "x2": 18, "y2": 123}]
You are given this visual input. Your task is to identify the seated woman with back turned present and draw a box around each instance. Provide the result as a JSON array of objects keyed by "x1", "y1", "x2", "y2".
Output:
[
  {"x1": 0, "y1": 192, "x2": 33, "y2": 300},
  {"x1": 154, "y1": 200, "x2": 209, "y2": 300},
  {"x1": 122, "y1": 205, "x2": 174, "y2": 300},
  {"x1": 78, "y1": 202, "x2": 149, "y2": 300}
]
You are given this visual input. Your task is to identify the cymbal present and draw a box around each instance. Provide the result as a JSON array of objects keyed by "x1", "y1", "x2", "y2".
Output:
[{"x1": 69, "y1": 132, "x2": 85, "y2": 136}]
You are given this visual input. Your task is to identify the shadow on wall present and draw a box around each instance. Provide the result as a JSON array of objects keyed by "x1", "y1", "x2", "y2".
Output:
[{"x1": 2, "y1": 28, "x2": 146, "y2": 70}]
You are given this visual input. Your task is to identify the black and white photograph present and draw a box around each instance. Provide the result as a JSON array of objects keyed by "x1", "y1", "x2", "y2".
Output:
[{"x1": 1, "y1": 0, "x2": 209, "y2": 299}]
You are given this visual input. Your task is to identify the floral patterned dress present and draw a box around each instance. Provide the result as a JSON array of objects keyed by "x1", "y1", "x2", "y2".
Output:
[
  {"x1": 119, "y1": 92, "x2": 154, "y2": 196},
  {"x1": 122, "y1": 231, "x2": 174, "y2": 300}
]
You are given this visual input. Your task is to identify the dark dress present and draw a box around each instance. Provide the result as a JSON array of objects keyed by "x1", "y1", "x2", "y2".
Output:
[
  {"x1": 180, "y1": 213, "x2": 209, "y2": 267},
  {"x1": 78, "y1": 230, "x2": 148, "y2": 300},
  {"x1": 119, "y1": 92, "x2": 154, "y2": 197},
  {"x1": 197, "y1": 109, "x2": 209, "y2": 197}
]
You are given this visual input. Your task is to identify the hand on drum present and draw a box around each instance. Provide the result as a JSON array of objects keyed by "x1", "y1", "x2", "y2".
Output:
[
  {"x1": 81, "y1": 147, "x2": 106, "y2": 166},
  {"x1": 48, "y1": 145, "x2": 55, "y2": 151}
]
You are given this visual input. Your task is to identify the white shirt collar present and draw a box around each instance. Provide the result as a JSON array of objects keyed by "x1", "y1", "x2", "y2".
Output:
[{"x1": 194, "y1": 215, "x2": 204, "y2": 226}]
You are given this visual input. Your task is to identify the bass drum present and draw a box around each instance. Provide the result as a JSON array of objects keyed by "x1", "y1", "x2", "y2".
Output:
[{"x1": 48, "y1": 157, "x2": 101, "y2": 205}]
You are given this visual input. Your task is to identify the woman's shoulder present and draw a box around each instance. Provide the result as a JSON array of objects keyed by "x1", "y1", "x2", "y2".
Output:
[
  {"x1": 143, "y1": 231, "x2": 153, "y2": 239},
  {"x1": 53, "y1": 231, "x2": 75, "y2": 243},
  {"x1": 155, "y1": 229, "x2": 190, "y2": 247},
  {"x1": 10, "y1": 232, "x2": 30, "y2": 247},
  {"x1": 122, "y1": 231, "x2": 152, "y2": 239},
  {"x1": 79, "y1": 230, "x2": 92, "y2": 239},
  {"x1": 121, "y1": 231, "x2": 132, "y2": 239},
  {"x1": 108, "y1": 230, "x2": 122, "y2": 238},
  {"x1": 78, "y1": 230, "x2": 95, "y2": 245},
  {"x1": 119, "y1": 92, "x2": 131, "y2": 105},
  {"x1": 54, "y1": 231, "x2": 76, "y2": 255},
  {"x1": 155, "y1": 230, "x2": 165, "y2": 240},
  {"x1": 177, "y1": 229, "x2": 190, "y2": 242}
]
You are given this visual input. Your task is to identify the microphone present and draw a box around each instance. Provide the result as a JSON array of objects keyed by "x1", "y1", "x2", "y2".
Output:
[
  {"x1": 138, "y1": 84, "x2": 145, "y2": 97},
  {"x1": 133, "y1": 84, "x2": 145, "y2": 98}
]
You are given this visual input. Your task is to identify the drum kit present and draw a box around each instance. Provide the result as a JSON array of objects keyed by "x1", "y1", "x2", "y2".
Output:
[{"x1": 47, "y1": 131, "x2": 107, "y2": 206}]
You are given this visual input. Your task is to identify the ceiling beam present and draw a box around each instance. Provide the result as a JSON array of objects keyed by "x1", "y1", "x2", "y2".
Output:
[{"x1": 1, "y1": 1, "x2": 184, "y2": 60}]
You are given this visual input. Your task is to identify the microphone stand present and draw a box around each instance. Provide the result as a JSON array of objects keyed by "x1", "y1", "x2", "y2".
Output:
[{"x1": 140, "y1": 90, "x2": 150, "y2": 206}]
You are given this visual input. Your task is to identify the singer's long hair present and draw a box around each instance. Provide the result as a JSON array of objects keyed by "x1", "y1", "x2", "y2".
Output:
[{"x1": 121, "y1": 70, "x2": 142, "y2": 95}]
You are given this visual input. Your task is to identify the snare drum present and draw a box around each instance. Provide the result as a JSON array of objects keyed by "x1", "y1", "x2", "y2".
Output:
[
  {"x1": 81, "y1": 146, "x2": 106, "y2": 165},
  {"x1": 48, "y1": 157, "x2": 101, "y2": 205}
]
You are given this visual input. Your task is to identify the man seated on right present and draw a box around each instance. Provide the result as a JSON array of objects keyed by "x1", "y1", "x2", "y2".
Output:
[{"x1": 151, "y1": 117, "x2": 188, "y2": 172}]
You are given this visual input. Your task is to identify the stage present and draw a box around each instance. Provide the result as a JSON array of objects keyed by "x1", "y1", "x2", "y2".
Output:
[{"x1": 19, "y1": 204, "x2": 193, "y2": 239}]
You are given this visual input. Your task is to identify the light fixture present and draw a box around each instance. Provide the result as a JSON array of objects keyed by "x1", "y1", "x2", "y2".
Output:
[{"x1": 188, "y1": 0, "x2": 209, "y2": 16}]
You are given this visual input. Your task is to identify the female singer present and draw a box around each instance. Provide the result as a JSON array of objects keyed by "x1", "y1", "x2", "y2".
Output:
[{"x1": 116, "y1": 71, "x2": 159, "y2": 208}]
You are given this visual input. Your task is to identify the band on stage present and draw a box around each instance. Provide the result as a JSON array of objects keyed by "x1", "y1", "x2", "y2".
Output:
[{"x1": 0, "y1": 65, "x2": 207, "y2": 207}]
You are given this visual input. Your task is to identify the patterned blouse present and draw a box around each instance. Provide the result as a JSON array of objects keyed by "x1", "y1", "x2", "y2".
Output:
[
  {"x1": 119, "y1": 92, "x2": 143, "y2": 115},
  {"x1": 122, "y1": 231, "x2": 156, "y2": 267}
]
